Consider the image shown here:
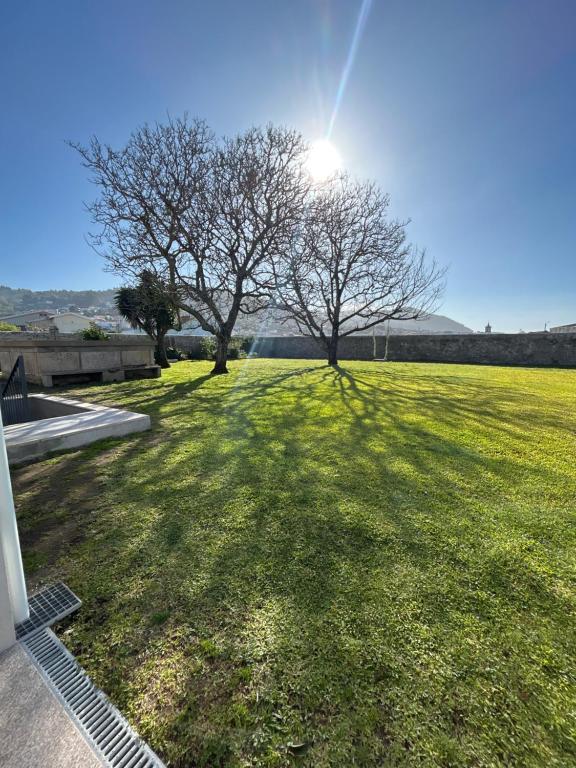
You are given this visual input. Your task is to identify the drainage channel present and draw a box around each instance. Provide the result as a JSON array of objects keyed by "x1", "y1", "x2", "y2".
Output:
[
  {"x1": 17, "y1": 583, "x2": 165, "y2": 768},
  {"x1": 16, "y1": 582, "x2": 81, "y2": 640},
  {"x1": 22, "y1": 629, "x2": 165, "y2": 768}
]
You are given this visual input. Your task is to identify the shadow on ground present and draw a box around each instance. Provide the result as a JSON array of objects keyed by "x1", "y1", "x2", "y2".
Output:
[{"x1": 11, "y1": 360, "x2": 576, "y2": 768}]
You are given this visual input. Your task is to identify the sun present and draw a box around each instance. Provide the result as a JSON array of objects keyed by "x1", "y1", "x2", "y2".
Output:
[{"x1": 306, "y1": 139, "x2": 342, "y2": 182}]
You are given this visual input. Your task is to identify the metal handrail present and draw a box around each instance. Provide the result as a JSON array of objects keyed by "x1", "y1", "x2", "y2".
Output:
[{"x1": 1, "y1": 355, "x2": 30, "y2": 426}]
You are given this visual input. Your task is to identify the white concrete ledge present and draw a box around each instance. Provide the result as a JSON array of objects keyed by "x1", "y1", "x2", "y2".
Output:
[{"x1": 4, "y1": 394, "x2": 150, "y2": 465}]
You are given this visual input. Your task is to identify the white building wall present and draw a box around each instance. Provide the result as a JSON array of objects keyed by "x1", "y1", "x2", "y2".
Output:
[
  {"x1": 550, "y1": 324, "x2": 576, "y2": 333},
  {"x1": 0, "y1": 544, "x2": 16, "y2": 651},
  {"x1": 51, "y1": 314, "x2": 91, "y2": 333}
]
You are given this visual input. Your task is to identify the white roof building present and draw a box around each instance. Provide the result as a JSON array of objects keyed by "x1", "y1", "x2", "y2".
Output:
[
  {"x1": 550, "y1": 323, "x2": 576, "y2": 334},
  {"x1": 49, "y1": 312, "x2": 92, "y2": 333},
  {"x1": 0, "y1": 310, "x2": 93, "y2": 333},
  {"x1": 0, "y1": 310, "x2": 52, "y2": 329}
]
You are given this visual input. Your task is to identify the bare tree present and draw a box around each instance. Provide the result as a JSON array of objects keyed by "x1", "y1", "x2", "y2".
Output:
[
  {"x1": 172, "y1": 125, "x2": 309, "y2": 372},
  {"x1": 73, "y1": 118, "x2": 308, "y2": 374},
  {"x1": 277, "y1": 175, "x2": 445, "y2": 366}
]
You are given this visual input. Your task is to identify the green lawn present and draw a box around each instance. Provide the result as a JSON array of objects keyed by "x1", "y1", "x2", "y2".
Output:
[{"x1": 12, "y1": 359, "x2": 576, "y2": 767}]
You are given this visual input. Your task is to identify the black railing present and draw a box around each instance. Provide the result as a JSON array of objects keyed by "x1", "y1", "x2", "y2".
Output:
[{"x1": 1, "y1": 355, "x2": 30, "y2": 426}]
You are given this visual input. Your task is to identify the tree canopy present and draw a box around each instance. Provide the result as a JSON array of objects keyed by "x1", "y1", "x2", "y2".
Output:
[
  {"x1": 74, "y1": 118, "x2": 309, "y2": 373},
  {"x1": 75, "y1": 116, "x2": 444, "y2": 369},
  {"x1": 115, "y1": 272, "x2": 179, "y2": 368},
  {"x1": 276, "y1": 176, "x2": 444, "y2": 364}
]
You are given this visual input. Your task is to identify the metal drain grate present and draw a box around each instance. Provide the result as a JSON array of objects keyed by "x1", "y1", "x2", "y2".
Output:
[
  {"x1": 22, "y1": 628, "x2": 165, "y2": 767},
  {"x1": 16, "y1": 582, "x2": 81, "y2": 640}
]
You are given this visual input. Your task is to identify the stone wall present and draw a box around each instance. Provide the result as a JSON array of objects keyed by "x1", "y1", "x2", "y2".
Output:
[
  {"x1": 0, "y1": 333, "x2": 157, "y2": 386},
  {"x1": 167, "y1": 332, "x2": 576, "y2": 367},
  {"x1": 378, "y1": 332, "x2": 576, "y2": 367},
  {"x1": 251, "y1": 335, "x2": 375, "y2": 360},
  {"x1": 166, "y1": 335, "x2": 204, "y2": 358},
  {"x1": 166, "y1": 334, "x2": 375, "y2": 360}
]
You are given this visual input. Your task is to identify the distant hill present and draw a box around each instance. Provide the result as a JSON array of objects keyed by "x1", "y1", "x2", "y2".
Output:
[
  {"x1": 0, "y1": 285, "x2": 473, "y2": 335},
  {"x1": 0, "y1": 285, "x2": 117, "y2": 317},
  {"x1": 183, "y1": 307, "x2": 473, "y2": 336},
  {"x1": 383, "y1": 313, "x2": 473, "y2": 335}
]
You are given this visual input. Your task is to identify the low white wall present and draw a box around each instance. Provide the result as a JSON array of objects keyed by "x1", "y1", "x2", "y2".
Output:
[
  {"x1": 29, "y1": 395, "x2": 90, "y2": 420},
  {"x1": 4, "y1": 394, "x2": 151, "y2": 465}
]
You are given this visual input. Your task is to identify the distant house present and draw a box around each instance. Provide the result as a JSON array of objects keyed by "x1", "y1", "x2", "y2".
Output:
[
  {"x1": 50, "y1": 312, "x2": 92, "y2": 333},
  {"x1": 0, "y1": 310, "x2": 92, "y2": 333},
  {"x1": 0, "y1": 310, "x2": 53, "y2": 330},
  {"x1": 550, "y1": 323, "x2": 576, "y2": 333}
]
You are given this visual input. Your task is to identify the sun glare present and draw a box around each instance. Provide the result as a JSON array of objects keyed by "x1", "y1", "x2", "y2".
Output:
[{"x1": 306, "y1": 139, "x2": 342, "y2": 182}]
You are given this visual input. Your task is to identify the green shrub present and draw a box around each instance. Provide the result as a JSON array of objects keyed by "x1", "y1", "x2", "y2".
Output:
[
  {"x1": 197, "y1": 336, "x2": 246, "y2": 360},
  {"x1": 199, "y1": 336, "x2": 217, "y2": 360},
  {"x1": 80, "y1": 323, "x2": 110, "y2": 341},
  {"x1": 0, "y1": 322, "x2": 19, "y2": 332},
  {"x1": 166, "y1": 346, "x2": 185, "y2": 360},
  {"x1": 231, "y1": 338, "x2": 247, "y2": 359}
]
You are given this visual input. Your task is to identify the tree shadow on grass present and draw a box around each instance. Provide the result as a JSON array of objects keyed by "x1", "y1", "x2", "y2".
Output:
[
  {"x1": 12, "y1": 360, "x2": 576, "y2": 767},
  {"x1": 119, "y1": 364, "x2": 574, "y2": 765}
]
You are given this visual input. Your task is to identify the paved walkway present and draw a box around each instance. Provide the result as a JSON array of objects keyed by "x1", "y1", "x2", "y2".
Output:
[{"x1": 0, "y1": 643, "x2": 103, "y2": 768}]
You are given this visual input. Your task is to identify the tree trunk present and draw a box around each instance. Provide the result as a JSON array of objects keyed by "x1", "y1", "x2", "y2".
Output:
[
  {"x1": 211, "y1": 334, "x2": 229, "y2": 375},
  {"x1": 327, "y1": 335, "x2": 339, "y2": 366},
  {"x1": 154, "y1": 331, "x2": 170, "y2": 369}
]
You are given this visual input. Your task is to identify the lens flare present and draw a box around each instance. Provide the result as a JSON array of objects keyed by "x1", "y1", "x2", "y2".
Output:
[{"x1": 327, "y1": 0, "x2": 374, "y2": 138}]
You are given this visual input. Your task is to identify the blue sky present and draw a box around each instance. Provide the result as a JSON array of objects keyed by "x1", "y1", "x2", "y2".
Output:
[{"x1": 1, "y1": 0, "x2": 575, "y2": 331}]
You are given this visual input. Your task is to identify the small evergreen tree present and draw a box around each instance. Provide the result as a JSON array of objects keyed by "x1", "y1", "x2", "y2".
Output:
[
  {"x1": 81, "y1": 323, "x2": 110, "y2": 340},
  {"x1": 116, "y1": 272, "x2": 179, "y2": 368}
]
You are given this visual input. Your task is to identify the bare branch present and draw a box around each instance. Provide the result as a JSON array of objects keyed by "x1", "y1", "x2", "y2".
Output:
[
  {"x1": 72, "y1": 119, "x2": 309, "y2": 373},
  {"x1": 276, "y1": 174, "x2": 445, "y2": 365}
]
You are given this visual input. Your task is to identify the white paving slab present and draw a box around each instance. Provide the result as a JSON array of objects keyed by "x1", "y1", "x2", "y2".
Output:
[
  {"x1": 0, "y1": 643, "x2": 103, "y2": 768},
  {"x1": 4, "y1": 395, "x2": 150, "y2": 465}
]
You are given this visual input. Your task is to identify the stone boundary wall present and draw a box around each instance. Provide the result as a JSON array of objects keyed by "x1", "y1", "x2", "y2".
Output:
[
  {"x1": 167, "y1": 333, "x2": 576, "y2": 367},
  {"x1": 166, "y1": 335, "x2": 204, "y2": 358},
  {"x1": 252, "y1": 335, "x2": 375, "y2": 360},
  {"x1": 379, "y1": 332, "x2": 576, "y2": 367},
  {"x1": 166, "y1": 334, "x2": 375, "y2": 360}
]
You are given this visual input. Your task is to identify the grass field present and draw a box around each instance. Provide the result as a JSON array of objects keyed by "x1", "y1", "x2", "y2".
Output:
[{"x1": 12, "y1": 359, "x2": 576, "y2": 767}]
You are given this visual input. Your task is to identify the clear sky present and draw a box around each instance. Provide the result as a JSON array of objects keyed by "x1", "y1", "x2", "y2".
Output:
[{"x1": 1, "y1": 0, "x2": 575, "y2": 332}]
